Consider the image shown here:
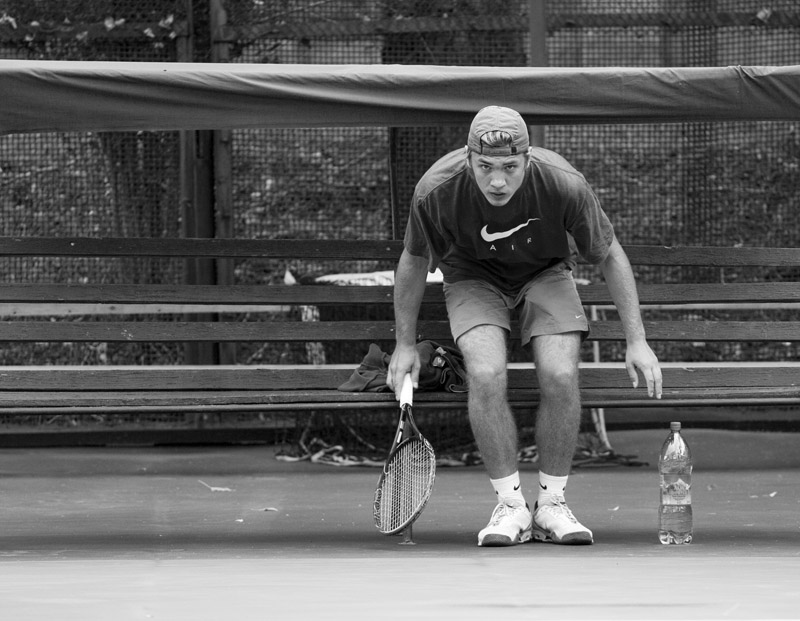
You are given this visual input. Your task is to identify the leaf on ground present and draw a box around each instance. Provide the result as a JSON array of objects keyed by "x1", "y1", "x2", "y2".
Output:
[{"x1": 198, "y1": 480, "x2": 234, "y2": 492}]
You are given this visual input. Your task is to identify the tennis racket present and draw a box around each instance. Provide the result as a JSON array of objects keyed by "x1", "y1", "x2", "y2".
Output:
[{"x1": 373, "y1": 373, "x2": 436, "y2": 543}]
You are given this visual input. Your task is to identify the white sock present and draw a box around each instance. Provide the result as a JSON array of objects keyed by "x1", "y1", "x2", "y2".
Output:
[
  {"x1": 490, "y1": 472, "x2": 526, "y2": 506},
  {"x1": 538, "y1": 472, "x2": 568, "y2": 506}
]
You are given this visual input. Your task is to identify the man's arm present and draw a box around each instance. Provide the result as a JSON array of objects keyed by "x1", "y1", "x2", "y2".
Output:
[
  {"x1": 386, "y1": 249, "x2": 430, "y2": 397},
  {"x1": 599, "y1": 237, "x2": 663, "y2": 399}
]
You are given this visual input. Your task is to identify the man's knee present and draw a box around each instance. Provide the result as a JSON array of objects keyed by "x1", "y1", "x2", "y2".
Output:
[
  {"x1": 537, "y1": 361, "x2": 580, "y2": 396},
  {"x1": 467, "y1": 358, "x2": 507, "y2": 393},
  {"x1": 457, "y1": 324, "x2": 508, "y2": 390},
  {"x1": 463, "y1": 353, "x2": 507, "y2": 398}
]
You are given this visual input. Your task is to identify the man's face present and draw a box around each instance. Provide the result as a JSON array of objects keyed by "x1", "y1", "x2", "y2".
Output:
[{"x1": 469, "y1": 153, "x2": 528, "y2": 206}]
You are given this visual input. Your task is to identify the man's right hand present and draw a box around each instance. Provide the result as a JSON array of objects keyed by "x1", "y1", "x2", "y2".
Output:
[{"x1": 386, "y1": 344, "x2": 420, "y2": 399}]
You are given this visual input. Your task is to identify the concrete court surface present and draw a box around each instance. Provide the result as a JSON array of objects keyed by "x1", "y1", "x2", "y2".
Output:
[{"x1": 0, "y1": 427, "x2": 799, "y2": 621}]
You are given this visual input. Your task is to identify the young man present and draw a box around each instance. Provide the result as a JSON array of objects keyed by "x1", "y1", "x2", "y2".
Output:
[{"x1": 386, "y1": 106, "x2": 663, "y2": 547}]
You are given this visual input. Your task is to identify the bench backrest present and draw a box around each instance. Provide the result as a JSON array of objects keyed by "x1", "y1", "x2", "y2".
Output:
[
  {"x1": 0, "y1": 237, "x2": 798, "y2": 398},
  {"x1": 2, "y1": 238, "x2": 799, "y2": 336}
]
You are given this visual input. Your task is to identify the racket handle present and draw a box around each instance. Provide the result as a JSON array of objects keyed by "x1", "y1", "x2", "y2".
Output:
[{"x1": 400, "y1": 373, "x2": 414, "y2": 407}]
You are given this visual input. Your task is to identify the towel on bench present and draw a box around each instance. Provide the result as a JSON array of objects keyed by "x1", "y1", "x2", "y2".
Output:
[{"x1": 338, "y1": 340, "x2": 468, "y2": 393}]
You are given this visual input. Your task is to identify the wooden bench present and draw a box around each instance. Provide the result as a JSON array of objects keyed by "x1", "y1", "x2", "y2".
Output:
[{"x1": 1, "y1": 237, "x2": 799, "y2": 422}]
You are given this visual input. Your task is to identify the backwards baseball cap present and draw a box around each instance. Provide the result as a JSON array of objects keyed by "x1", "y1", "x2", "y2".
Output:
[{"x1": 467, "y1": 105, "x2": 530, "y2": 156}]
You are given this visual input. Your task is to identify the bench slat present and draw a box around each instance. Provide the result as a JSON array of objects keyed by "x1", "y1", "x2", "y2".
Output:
[
  {"x1": 0, "y1": 237, "x2": 402, "y2": 260},
  {"x1": 594, "y1": 320, "x2": 800, "y2": 341},
  {"x1": 1, "y1": 363, "x2": 797, "y2": 391},
  {"x1": 623, "y1": 245, "x2": 800, "y2": 267},
  {"x1": 3, "y1": 238, "x2": 800, "y2": 266},
  {"x1": 0, "y1": 282, "x2": 798, "y2": 306},
  {"x1": 0, "y1": 386, "x2": 798, "y2": 413},
  {"x1": 1, "y1": 320, "x2": 798, "y2": 342}
]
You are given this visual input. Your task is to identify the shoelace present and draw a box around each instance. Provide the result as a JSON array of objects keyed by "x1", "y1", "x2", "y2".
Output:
[
  {"x1": 489, "y1": 502, "x2": 526, "y2": 525},
  {"x1": 541, "y1": 496, "x2": 578, "y2": 524}
]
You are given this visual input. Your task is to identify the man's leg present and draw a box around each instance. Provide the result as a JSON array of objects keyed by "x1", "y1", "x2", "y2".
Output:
[
  {"x1": 458, "y1": 324, "x2": 532, "y2": 546},
  {"x1": 529, "y1": 332, "x2": 593, "y2": 544},
  {"x1": 531, "y1": 332, "x2": 582, "y2": 477},
  {"x1": 458, "y1": 324, "x2": 517, "y2": 479}
]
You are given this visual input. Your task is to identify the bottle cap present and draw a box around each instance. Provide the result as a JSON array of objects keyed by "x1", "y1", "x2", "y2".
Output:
[{"x1": 670, "y1": 421, "x2": 681, "y2": 432}]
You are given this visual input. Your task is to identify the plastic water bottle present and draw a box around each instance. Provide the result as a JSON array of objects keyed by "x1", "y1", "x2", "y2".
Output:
[{"x1": 658, "y1": 421, "x2": 693, "y2": 544}]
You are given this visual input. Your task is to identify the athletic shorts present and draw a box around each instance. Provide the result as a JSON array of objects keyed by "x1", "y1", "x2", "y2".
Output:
[{"x1": 442, "y1": 262, "x2": 589, "y2": 347}]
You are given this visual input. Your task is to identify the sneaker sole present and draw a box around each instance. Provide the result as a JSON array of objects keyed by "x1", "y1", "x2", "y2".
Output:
[
  {"x1": 478, "y1": 528, "x2": 533, "y2": 547},
  {"x1": 532, "y1": 527, "x2": 593, "y2": 545}
]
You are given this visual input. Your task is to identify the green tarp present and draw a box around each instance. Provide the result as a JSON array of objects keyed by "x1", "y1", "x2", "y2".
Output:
[{"x1": 1, "y1": 60, "x2": 799, "y2": 134}]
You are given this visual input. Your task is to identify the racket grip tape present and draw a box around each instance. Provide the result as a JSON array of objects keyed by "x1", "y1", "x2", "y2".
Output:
[{"x1": 400, "y1": 373, "x2": 414, "y2": 407}]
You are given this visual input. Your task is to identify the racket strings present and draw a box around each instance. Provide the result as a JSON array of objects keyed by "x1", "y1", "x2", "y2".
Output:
[{"x1": 375, "y1": 439, "x2": 435, "y2": 533}]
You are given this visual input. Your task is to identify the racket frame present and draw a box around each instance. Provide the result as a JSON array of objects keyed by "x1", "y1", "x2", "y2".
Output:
[{"x1": 373, "y1": 374, "x2": 436, "y2": 537}]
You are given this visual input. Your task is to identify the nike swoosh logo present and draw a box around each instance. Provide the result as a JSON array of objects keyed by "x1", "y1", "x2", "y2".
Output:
[
  {"x1": 513, "y1": 484, "x2": 521, "y2": 491},
  {"x1": 480, "y1": 218, "x2": 540, "y2": 242}
]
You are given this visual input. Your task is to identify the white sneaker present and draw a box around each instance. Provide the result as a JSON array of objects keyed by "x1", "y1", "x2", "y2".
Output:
[
  {"x1": 532, "y1": 497, "x2": 594, "y2": 545},
  {"x1": 478, "y1": 501, "x2": 533, "y2": 547}
]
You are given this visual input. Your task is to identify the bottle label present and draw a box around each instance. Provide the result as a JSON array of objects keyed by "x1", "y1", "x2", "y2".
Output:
[{"x1": 661, "y1": 477, "x2": 691, "y2": 504}]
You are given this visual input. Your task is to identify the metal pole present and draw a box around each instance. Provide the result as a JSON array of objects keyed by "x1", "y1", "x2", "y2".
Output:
[{"x1": 528, "y1": 0, "x2": 547, "y2": 148}]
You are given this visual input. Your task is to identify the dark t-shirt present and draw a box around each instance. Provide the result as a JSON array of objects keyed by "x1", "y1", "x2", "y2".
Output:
[{"x1": 404, "y1": 147, "x2": 615, "y2": 296}]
